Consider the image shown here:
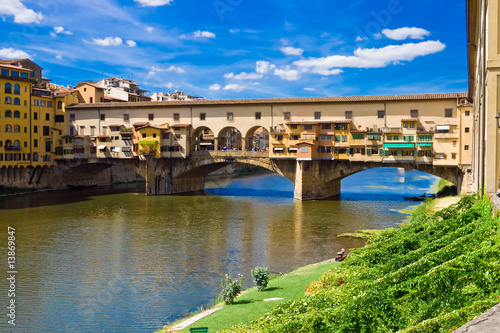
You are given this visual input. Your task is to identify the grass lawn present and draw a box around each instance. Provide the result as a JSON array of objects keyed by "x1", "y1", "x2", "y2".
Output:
[{"x1": 159, "y1": 260, "x2": 339, "y2": 333}]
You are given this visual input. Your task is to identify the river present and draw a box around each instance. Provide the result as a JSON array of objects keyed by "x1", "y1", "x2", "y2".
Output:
[{"x1": 0, "y1": 167, "x2": 438, "y2": 332}]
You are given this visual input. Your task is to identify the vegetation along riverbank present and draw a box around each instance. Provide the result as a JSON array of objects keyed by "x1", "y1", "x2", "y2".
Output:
[{"x1": 161, "y1": 194, "x2": 500, "y2": 332}]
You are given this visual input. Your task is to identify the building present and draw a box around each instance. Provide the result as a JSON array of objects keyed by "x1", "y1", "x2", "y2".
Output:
[
  {"x1": 97, "y1": 77, "x2": 150, "y2": 102},
  {"x1": 467, "y1": 0, "x2": 500, "y2": 194},
  {"x1": 150, "y1": 91, "x2": 204, "y2": 102}
]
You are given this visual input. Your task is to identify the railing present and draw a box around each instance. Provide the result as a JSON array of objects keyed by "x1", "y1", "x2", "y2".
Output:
[
  {"x1": 191, "y1": 151, "x2": 269, "y2": 158},
  {"x1": 4, "y1": 146, "x2": 21, "y2": 151}
]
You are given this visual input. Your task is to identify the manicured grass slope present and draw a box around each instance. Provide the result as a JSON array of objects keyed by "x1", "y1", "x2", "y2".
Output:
[
  {"x1": 227, "y1": 195, "x2": 500, "y2": 332},
  {"x1": 164, "y1": 261, "x2": 339, "y2": 332}
]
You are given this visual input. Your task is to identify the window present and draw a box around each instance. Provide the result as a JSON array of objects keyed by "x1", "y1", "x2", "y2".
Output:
[
  {"x1": 417, "y1": 135, "x2": 432, "y2": 141},
  {"x1": 403, "y1": 123, "x2": 408, "y2": 128},
  {"x1": 142, "y1": 133, "x2": 146, "y2": 138},
  {"x1": 5, "y1": 97, "x2": 12, "y2": 104},
  {"x1": 200, "y1": 113, "x2": 206, "y2": 120},
  {"x1": 13, "y1": 84, "x2": 20, "y2": 94},
  {"x1": 152, "y1": 133, "x2": 157, "y2": 138},
  {"x1": 465, "y1": 127, "x2": 470, "y2": 133},
  {"x1": 403, "y1": 135, "x2": 414, "y2": 142},
  {"x1": 445, "y1": 109, "x2": 452, "y2": 117},
  {"x1": 57, "y1": 101, "x2": 63, "y2": 109},
  {"x1": 377, "y1": 110, "x2": 385, "y2": 118},
  {"x1": 89, "y1": 97, "x2": 93, "y2": 103},
  {"x1": 300, "y1": 146, "x2": 308, "y2": 153},
  {"x1": 464, "y1": 145, "x2": 469, "y2": 150},
  {"x1": 342, "y1": 135, "x2": 348, "y2": 142},
  {"x1": 255, "y1": 112, "x2": 261, "y2": 120},
  {"x1": 33, "y1": 153, "x2": 38, "y2": 161},
  {"x1": 11, "y1": 71, "x2": 18, "y2": 77},
  {"x1": 341, "y1": 123, "x2": 348, "y2": 130},
  {"x1": 47, "y1": 101, "x2": 53, "y2": 108},
  {"x1": 69, "y1": 113, "x2": 75, "y2": 121},
  {"x1": 24, "y1": 113, "x2": 27, "y2": 118},
  {"x1": 20, "y1": 72, "x2": 28, "y2": 79},
  {"x1": 90, "y1": 126, "x2": 96, "y2": 136},
  {"x1": 148, "y1": 113, "x2": 154, "y2": 121},
  {"x1": 451, "y1": 153, "x2": 457, "y2": 159},
  {"x1": 283, "y1": 112, "x2": 291, "y2": 120},
  {"x1": 46, "y1": 113, "x2": 50, "y2": 121},
  {"x1": 33, "y1": 99, "x2": 39, "y2": 106},
  {"x1": 410, "y1": 123, "x2": 415, "y2": 128},
  {"x1": 5, "y1": 83, "x2": 11, "y2": 93},
  {"x1": 314, "y1": 111, "x2": 321, "y2": 120},
  {"x1": 5, "y1": 124, "x2": 12, "y2": 132},
  {"x1": 453, "y1": 140, "x2": 457, "y2": 147},
  {"x1": 55, "y1": 115, "x2": 64, "y2": 123},
  {"x1": 465, "y1": 110, "x2": 470, "y2": 116},
  {"x1": 43, "y1": 126, "x2": 50, "y2": 136},
  {"x1": 1, "y1": 69, "x2": 8, "y2": 76},
  {"x1": 79, "y1": 126, "x2": 85, "y2": 135},
  {"x1": 45, "y1": 141, "x2": 51, "y2": 153},
  {"x1": 352, "y1": 133, "x2": 364, "y2": 140},
  {"x1": 5, "y1": 110, "x2": 12, "y2": 117},
  {"x1": 321, "y1": 124, "x2": 331, "y2": 130},
  {"x1": 368, "y1": 134, "x2": 381, "y2": 140},
  {"x1": 40, "y1": 100, "x2": 45, "y2": 107},
  {"x1": 393, "y1": 135, "x2": 399, "y2": 140},
  {"x1": 290, "y1": 124, "x2": 298, "y2": 129},
  {"x1": 34, "y1": 112, "x2": 38, "y2": 120},
  {"x1": 334, "y1": 135, "x2": 341, "y2": 142},
  {"x1": 13, "y1": 98, "x2": 20, "y2": 105},
  {"x1": 345, "y1": 111, "x2": 352, "y2": 119},
  {"x1": 227, "y1": 112, "x2": 233, "y2": 120},
  {"x1": 100, "y1": 114, "x2": 105, "y2": 121},
  {"x1": 33, "y1": 125, "x2": 37, "y2": 133},
  {"x1": 122, "y1": 113, "x2": 129, "y2": 121},
  {"x1": 320, "y1": 135, "x2": 332, "y2": 140},
  {"x1": 24, "y1": 127, "x2": 27, "y2": 133},
  {"x1": 14, "y1": 125, "x2": 20, "y2": 133},
  {"x1": 304, "y1": 125, "x2": 313, "y2": 130},
  {"x1": 174, "y1": 113, "x2": 180, "y2": 121},
  {"x1": 410, "y1": 109, "x2": 418, "y2": 118}
]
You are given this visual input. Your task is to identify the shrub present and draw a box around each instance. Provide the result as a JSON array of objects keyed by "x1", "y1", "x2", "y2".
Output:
[
  {"x1": 251, "y1": 266, "x2": 270, "y2": 291},
  {"x1": 219, "y1": 272, "x2": 243, "y2": 305}
]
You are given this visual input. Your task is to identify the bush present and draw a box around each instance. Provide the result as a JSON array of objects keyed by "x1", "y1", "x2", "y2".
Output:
[
  {"x1": 219, "y1": 272, "x2": 243, "y2": 305},
  {"x1": 251, "y1": 266, "x2": 270, "y2": 291}
]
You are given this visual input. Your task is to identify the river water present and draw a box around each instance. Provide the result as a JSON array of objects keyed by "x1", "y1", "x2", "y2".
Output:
[{"x1": 0, "y1": 167, "x2": 438, "y2": 332}]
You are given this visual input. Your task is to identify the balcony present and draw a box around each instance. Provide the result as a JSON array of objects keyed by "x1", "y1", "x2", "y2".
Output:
[
  {"x1": 4, "y1": 145, "x2": 21, "y2": 151},
  {"x1": 382, "y1": 127, "x2": 402, "y2": 133}
]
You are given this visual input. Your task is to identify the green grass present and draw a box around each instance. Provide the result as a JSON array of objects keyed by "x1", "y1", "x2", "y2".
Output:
[
  {"x1": 159, "y1": 260, "x2": 339, "y2": 332},
  {"x1": 224, "y1": 194, "x2": 500, "y2": 332},
  {"x1": 337, "y1": 229, "x2": 389, "y2": 239}
]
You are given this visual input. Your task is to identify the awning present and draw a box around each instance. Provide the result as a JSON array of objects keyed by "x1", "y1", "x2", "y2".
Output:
[
  {"x1": 417, "y1": 143, "x2": 432, "y2": 147},
  {"x1": 200, "y1": 143, "x2": 213, "y2": 145},
  {"x1": 97, "y1": 145, "x2": 107, "y2": 150},
  {"x1": 384, "y1": 143, "x2": 415, "y2": 148},
  {"x1": 288, "y1": 148, "x2": 297, "y2": 151},
  {"x1": 273, "y1": 148, "x2": 284, "y2": 151},
  {"x1": 436, "y1": 125, "x2": 450, "y2": 131}
]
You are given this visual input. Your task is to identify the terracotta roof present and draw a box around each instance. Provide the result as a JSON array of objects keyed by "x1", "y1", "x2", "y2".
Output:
[
  {"x1": 133, "y1": 122, "x2": 149, "y2": 127},
  {"x1": 350, "y1": 129, "x2": 367, "y2": 133},
  {"x1": 104, "y1": 95, "x2": 127, "y2": 102},
  {"x1": 401, "y1": 118, "x2": 418, "y2": 122},
  {"x1": 66, "y1": 93, "x2": 468, "y2": 109},
  {"x1": 171, "y1": 124, "x2": 191, "y2": 128},
  {"x1": 75, "y1": 135, "x2": 87, "y2": 138},
  {"x1": 108, "y1": 124, "x2": 123, "y2": 127},
  {"x1": 97, "y1": 135, "x2": 109, "y2": 138},
  {"x1": 76, "y1": 82, "x2": 105, "y2": 90},
  {"x1": 53, "y1": 89, "x2": 77, "y2": 96},
  {"x1": 0, "y1": 63, "x2": 30, "y2": 71}
]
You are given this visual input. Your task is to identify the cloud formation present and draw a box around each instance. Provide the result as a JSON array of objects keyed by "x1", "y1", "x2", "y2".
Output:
[
  {"x1": 274, "y1": 66, "x2": 300, "y2": 81},
  {"x1": 223, "y1": 83, "x2": 244, "y2": 92},
  {"x1": 382, "y1": 27, "x2": 430, "y2": 40},
  {"x1": 255, "y1": 61, "x2": 276, "y2": 74},
  {"x1": 180, "y1": 30, "x2": 216, "y2": 39},
  {"x1": 0, "y1": 47, "x2": 30, "y2": 59},
  {"x1": 0, "y1": 0, "x2": 43, "y2": 24},
  {"x1": 209, "y1": 83, "x2": 221, "y2": 91},
  {"x1": 134, "y1": 0, "x2": 174, "y2": 7},
  {"x1": 294, "y1": 41, "x2": 446, "y2": 75},
  {"x1": 91, "y1": 37, "x2": 136, "y2": 47},
  {"x1": 51, "y1": 26, "x2": 73, "y2": 37},
  {"x1": 281, "y1": 46, "x2": 304, "y2": 56}
]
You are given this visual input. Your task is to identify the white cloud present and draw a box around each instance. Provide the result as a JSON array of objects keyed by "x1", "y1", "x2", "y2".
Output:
[
  {"x1": 280, "y1": 38, "x2": 290, "y2": 45},
  {"x1": 0, "y1": 47, "x2": 30, "y2": 59},
  {"x1": 255, "y1": 61, "x2": 276, "y2": 74},
  {"x1": 293, "y1": 41, "x2": 446, "y2": 75},
  {"x1": 374, "y1": 33, "x2": 382, "y2": 39},
  {"x1": 149, "y1": 65, "x2": 185, "y2": 76},
  {"x1": 56, "y1": 54, "x2": 62, "y2": 60},
  {"x1": 166, "y1": 65, "x2": 185, "y2": 73},
  {"x1": 180, "y1": 30, "x2": 216, "y2": 39},
  {"x1": 355, "y1": 36, "x2": 365, "y2": 42},
  {"x1": 209, "y1": 83, "x2": 221, "y2": 91},
  {"x1": 223, "y1": 83, "x2": 244, "y2": 92},
  {"x1": 146, "y1": 26, "x2": 154, "y2": 33},
  {"x1": 311, "y1": 68, "x2": 343, "y2": 76},
  {"x1": 0, "y1": 0, "x2": 43, "y2": 24},
  {"x1": 229, "y1": 29, "x2": 240, "y2": 34},
  {"x1": 224, "y1": 72, "x2": 234, "y2": 79},
  {"x1": 281, "y1": 46, "x2": 304, "y2": 56},
  {"x1": 51, "y1": 26, "x2": 72, "y2": 37},
  {"x1": 233, "y1": 72, "x2": 262, "y2": 80},
  {"x1": 382, "y1": 27, "x2": 430, "y2": 40},
  {"x1": 93, "y1": 37, "x2": 123, "y2": 46},
  {"x1": 134, "y1": 0, "x2": 174, "y2": 7},
  {"x1": 126, "y1": 40, "x2": 137, "y2": 47},
  {"x1": 274, "y1": 66, "x2": 300, "y2": 81},
  {"x1": 163, "y1": 82, "x2": 175, "y2": 90},
  {"x1": 304, "y1": 87, "x2": 315, "y2": 91}
]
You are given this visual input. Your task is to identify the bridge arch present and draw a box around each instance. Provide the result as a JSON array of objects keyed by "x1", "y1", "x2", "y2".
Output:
[
  {"x1": 244, "y1": 126, "x2": 269, "y2": 152},
  {"x1": 192, "y1": 126, "x2": 215, "y2": 151},
  {"x1": 217, "y1": 126, "x2": 242, "y2": 151}
]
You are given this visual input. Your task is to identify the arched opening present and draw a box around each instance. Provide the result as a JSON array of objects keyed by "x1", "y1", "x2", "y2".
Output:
[
  {"x1": 57, "y1": 101, "x2": 63, "y2": 109},
  {"x1": 13, "y1": 84, "x2": 20, "y2": 94},
  {"x1": 14, "y1": 125, "x2": 20, "y2": 133},
  {"x1": 4, "y1": 83, "x2": 11, "y2": 94},
  {"x1": 13, "y1": 110, "x2": 20, "y2": 118},
  {"x1": 13, "y1": 97, "x2": 20, "y2": 105},
  {"x1": 192, "y1": 126, "x2": 215, "y2": 151},
  {"x1": 5, "y1": 97, "x2": 11, "y2": 104},
  {"x1": 5, "y1": 124, "x2": 12, "y2": 132},
  {"x1": 5, "y1": 110, "x2": 12, "y2": 118},
  {"x1": 245, "y1": 126, "x2": 269, "y2": 152},
  {"x1": 217, "y1": 127, "x2": 242, "y2": 151}
]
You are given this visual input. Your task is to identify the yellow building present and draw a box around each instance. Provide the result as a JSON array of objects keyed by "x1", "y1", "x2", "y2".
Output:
[{"x1": 0, "y1": 63, "x2": 32, "y2": 166}]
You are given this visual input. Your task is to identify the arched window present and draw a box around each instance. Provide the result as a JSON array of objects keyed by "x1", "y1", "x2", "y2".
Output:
[
  {"x1": 13, "y1": 111, "x2": 20, "y2": 118},
  {"x1": 33, "y1": 153, "x2": 38, "y2": 161},
  {"x1": 13, "y1": 98, "x2": 20, "y2": 105},
  {"x1": 14, "y1": 125, "x2": 20, "y2": 133},
  {"x1": 13, "y1": 140, "x2": 20, "y2": 149},
  {"x1": 57, "y1": 101, "x2": 63, "y2": 109},
  {"x1": 5, "y1": 110, "x2": 12, "y2": 118},
  {"x1": 5, "y1": 97, "x2": 12, "y2": 104},
  {"x1": 13, "y1": 84, "x2": 20, "y2": 94},
  {"x1": 4, "y1": 83, "x2": 11, "y2": 94},
  {"x1": 5, "y1": 140, "x2": 12, "y2": 147},
  {"x1": 5, "y1": 124, "x2": 12, "y2": 132}
]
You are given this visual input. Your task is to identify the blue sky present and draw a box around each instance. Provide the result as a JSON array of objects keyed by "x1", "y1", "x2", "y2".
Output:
[{"x1": 0, "y1": 0, "x2": 467, "y2": 99}]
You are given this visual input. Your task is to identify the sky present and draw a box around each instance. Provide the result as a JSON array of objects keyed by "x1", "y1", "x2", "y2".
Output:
[{"x1": 0, "y1": 0, "x2": 468, "y2": 99}]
